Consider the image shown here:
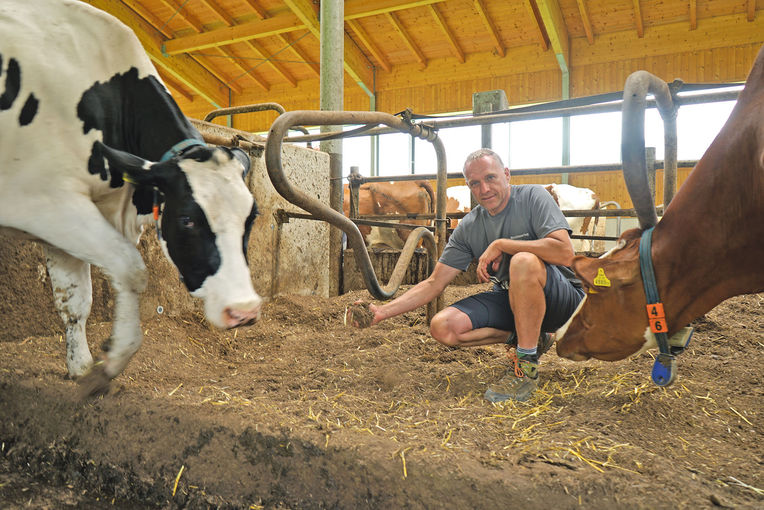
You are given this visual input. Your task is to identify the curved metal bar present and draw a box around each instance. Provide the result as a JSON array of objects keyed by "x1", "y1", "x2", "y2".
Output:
[
  {"x1": 621, "y1": 71, "x2": 678, "y2": 230},
  {"x1": 204, "y1": 103, "x2": 312, "y2": 140},
  {"x1": 265, "y1": 110, "x2": 445, "y2": 304}
]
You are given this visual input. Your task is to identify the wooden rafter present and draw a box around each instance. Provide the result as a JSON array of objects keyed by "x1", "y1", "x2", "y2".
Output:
[
  {"x1": 474, "y1": 0, "x2": 505, "y2": 57},
  {"x1": 201, "y1": 0, "x2": 235, "y2": 27},
  {"x1": 277, "y1": 33, "x2": 320, "y2": 78},
  {"x1": 689, "y1": 0, "x2": 697, "y2": 30},
  {"x1": 344, "y1": 0, "x2": 446, "y2": 20},
  {"x1": 575, "y1": 0, "x2": 594, "y2": 44},
  {"x1": 158, "y1": 0, "x2": 204, "y2": 33},
  {"x1": 163, "y1": 12, "x2": 305, "y2": 54},
  {"x1": 525, "y1": 0, "x2": 550, "y2": 51},
  {"x1": 156, "y1": 69, "x2": 194, "y2": 102},
  {"x1": 121, "y1": 0, "x2": 172, "y2": 37},
  {"x1": 385, "y1": 12, "x2": 426, "y2": 67},
  {"x1": 536, "y1": 0, "x2": 569, "y2": 71},
  {"x1": 428, "y1": 4, "x2": 464, "y2": 63},
  {"x1": 244, "y1": 39, "x2": 298, "y2": 87},
  {"x1": 82, "y1": 0, "x2": 226, "y2": 106},
  {"x1": 633, "y1": 0, "x2": 644, "y2": 38},
  {"x1": 747, "y1": 0, "x2": 756, "y2": 22},
  {"x1": 347, "y1": 19, "x2": 392, "y2": 72},
  {"x1": 282, "y1": 0, "x2": 374, "y2": 94},
  {"x1": 242, "y1": 0, "x2": 269, "y2": 20},
  {"x1": 220, "y1": 45, "x2": 270, "y2": 91}
]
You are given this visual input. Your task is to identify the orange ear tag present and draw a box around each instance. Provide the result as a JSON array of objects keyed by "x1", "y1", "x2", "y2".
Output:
[{"x1": 593, "y1": 268, "x2": 611, "y2": 287}]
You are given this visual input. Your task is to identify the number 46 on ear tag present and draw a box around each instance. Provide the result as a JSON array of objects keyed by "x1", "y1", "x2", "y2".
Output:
[{"x1": 646, "y1": 302, "x2": 668, "y2": 333}]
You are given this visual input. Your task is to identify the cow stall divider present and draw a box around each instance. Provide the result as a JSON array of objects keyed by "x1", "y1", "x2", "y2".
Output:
[{"x1": 265, "y1": 110, "x2": 448, "y2": 322}]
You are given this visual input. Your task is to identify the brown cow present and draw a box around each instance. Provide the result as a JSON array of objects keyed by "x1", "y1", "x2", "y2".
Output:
[
  {"x1": 343, "y1": 180, "x2": 434, "y2": 249},
  {"x1": 555, "y1": 44, "x2": 764, "y2": 367}
]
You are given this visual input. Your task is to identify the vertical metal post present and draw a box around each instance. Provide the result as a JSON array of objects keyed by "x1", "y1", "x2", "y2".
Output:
[
  {"x1": 561, "y1": 69, "x2": 570, "y2": 184},
  {"x1": 646, "y1": 147, "x2": 657, "y2": 205},
  {"x1": 320, "y1": 0, "x2": 344, "y2": 296}
]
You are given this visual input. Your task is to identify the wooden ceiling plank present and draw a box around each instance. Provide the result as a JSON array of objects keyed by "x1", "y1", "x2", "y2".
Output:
[
  {"x1": 195, "y1": 52, "x2": 243, "y2": 94},
  {"x1": 632, "y1": 0, "x2": 644, "y2": 38},
  {"x1": 575, "y1": 0, "x2": 594, "y2": 45},
  {"x1": 82, "y1": 0, "x2": 226, "y2": 106},
  {"x1": 689, "y1": 0, "x2": 697, "y2": 30},
  {"x1": 347, "y1": 20, "x2": 392, "y2": 72},
  {"x1": 158, "y1": 0, "x2": 204, "y2": 33},
  {"x1": 474, "y1": 0, "x2": 504, "y2": 57},
  {"x1": 385, "y1": 12, "x2": 426, "y2": 67},
  {"x1": 220, "y1": 46, "x2": 270, "y2": 91},
  {"x1": 747, "y1": 0, "x2": 756, "y2": 22},
  {"x1": 428, "y1": 4, "x2": 465, "y2": 63},
  {"x1": 283, "y1": 0, "x2": 374, "y2": 94},
  {"x1": 536, "y1": 0, "x2": 569, "y2": 70},
  {"x1": 121, "y1": 0, "x2": 173, "y2": 38},
  {"x1": 344, "y1": 0, "x2": 446, "y2": 20},
  {"x1": 277, "y1": 33, "x2": 321, "y2": 78},
  {"x1": 524, "y1": 0, "x2": 550, "y2": 51},
  {"x1": 242, "y1": 0, "x2": 269, "y2": 20},
  {"x1": 156, "y1": 69, "x2": 194, "y2": 102},
  {"x1": 245, "y1": 39, "x2": 298, "y2": 87},
  {"x1": 163, "y1": 12, "x2": 305, "y2": 54},
  {"x1": 201, "y1": 0, "x2": 236, "y2": 27}
]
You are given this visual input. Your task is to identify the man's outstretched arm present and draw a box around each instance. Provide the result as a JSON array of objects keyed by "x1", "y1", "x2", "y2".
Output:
[{"x1": 368, "y1": 262, "x2": 462, "y2": 326}]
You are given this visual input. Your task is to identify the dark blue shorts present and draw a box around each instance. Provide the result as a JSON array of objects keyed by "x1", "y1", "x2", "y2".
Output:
[{"x1": 450, "y1": 264, "x2": 585, "y2": 333}]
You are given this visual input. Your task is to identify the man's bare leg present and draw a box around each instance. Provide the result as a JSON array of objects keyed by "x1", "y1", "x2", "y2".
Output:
[
  {"x1": 429, "y1": 307, "x2": 510, "y2": 347},
  {"x1": 508, "y1": 252, "x2": 547, "y2": 351}
]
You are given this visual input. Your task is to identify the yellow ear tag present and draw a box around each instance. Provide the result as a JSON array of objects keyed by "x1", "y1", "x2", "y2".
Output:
[
  {"x1": 593, "y1": 268, "x2": 611, "y2": 287},
  {"x1": 588, "y1": 287, "x2": 599, "y2": 294}
]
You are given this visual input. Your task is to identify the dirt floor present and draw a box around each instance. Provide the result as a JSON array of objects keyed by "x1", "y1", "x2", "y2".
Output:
[{"x1": 0, "y1": 236, "x2": 762, "y2": 509}]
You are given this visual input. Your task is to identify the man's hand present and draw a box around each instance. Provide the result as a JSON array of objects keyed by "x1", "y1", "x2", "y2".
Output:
[
  {"x1": 476, "y1": 241, "x2": 504, "y2": 283},
  {"x1": 345, "y1": 301, "x2": 380, "y2": 328}
]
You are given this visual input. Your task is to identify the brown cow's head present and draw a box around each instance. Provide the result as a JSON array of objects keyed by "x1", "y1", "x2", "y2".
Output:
[{"x1": 555, "y1": 229, "x2": 655, "y2": 361}]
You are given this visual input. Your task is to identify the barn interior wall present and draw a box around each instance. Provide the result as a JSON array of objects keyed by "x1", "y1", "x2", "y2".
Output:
[{"x1": 175, "y1": 40, "x2": 760, "y2": 139}]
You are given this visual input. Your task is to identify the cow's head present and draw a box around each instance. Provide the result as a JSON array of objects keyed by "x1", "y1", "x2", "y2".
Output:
[
  {"x1": 97, "y1": 141, "x2": 262, "y2": 329},
  {"x1": 555, "y1": 229, "x2": 656, "y2": 361}
]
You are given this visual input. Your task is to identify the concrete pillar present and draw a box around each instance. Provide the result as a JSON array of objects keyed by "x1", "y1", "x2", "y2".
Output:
[{"x1": 320, "y1": 0, "x2": 344, "y2": 296}]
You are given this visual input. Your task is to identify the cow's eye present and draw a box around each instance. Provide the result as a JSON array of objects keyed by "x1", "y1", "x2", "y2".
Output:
[{"x1": 179, "y1": 216, "x2": 195, "y2": 228}]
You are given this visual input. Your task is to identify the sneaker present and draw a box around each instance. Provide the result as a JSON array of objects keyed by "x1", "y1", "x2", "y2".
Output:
[
  {"x1": 484, "y1": 351, "x2": 539, "y2": 403},
  {"x1": 506, "y1": 332, "x2": 556, "y2": 358}
]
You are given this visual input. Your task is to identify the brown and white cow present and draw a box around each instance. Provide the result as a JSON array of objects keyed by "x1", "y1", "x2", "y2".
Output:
[
  {"x1": 446, "y1": 183, "x2": 606, "y2": 252},
  {"x1": 555, "y1": 44, "x2": 764, "y2": 364},
  {"x1": 343, "y1": 180, "x2": 434, "y2": 249}
]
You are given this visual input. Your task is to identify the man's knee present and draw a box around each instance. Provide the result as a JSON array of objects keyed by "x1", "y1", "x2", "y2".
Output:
[
  {"x1": 429, "y1": 308, "x2": 470, "y2": 347},
  {"x1": 509, "y1": 252, "x2": 546, "y2": 285}
]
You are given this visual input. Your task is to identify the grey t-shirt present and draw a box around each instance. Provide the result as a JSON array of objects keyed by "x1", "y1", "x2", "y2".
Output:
[{"x1": 440, "y1": 184, "x2": 577, "y2": 284}]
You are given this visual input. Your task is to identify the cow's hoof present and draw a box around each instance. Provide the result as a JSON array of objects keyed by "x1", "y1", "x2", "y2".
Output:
[{"x1": 77, "y1": 362, "x2": 111, "y2": 400}]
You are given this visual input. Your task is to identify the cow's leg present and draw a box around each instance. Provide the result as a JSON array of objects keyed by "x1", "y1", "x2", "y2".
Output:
[
  {"x1": 44, "y1": 246, "x2": 94, "y2": 378},
  {"x1": 20, "y1": 199, "x2": 148, "y2": 382}
]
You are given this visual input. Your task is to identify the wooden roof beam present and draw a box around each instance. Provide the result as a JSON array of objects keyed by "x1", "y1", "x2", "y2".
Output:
[
  {"x1": 244, "y1": 39, "x2": 298, "y2": 87},
  {"x1": 689, "y1": 0, "x2": 697, "y2": 30},
  {"x1": 536, "y1": 0, "x2": 569, "y2": 71},
  {"x1": 242, "y1": 0, "x2": 269, "y2": 20},
  {"x1": 385, "y1": 12, "x2": 427, "y2": 67},
  {"x1": 474, "y1": 0, "x2": 505, "y2": 57},
  {"x1": 575, "y1": 0, "x2": 594, "y2": 44},
  {"x1": 524, "y1": 1, "x2": 549, "y2": 51},
  {"x1": 747, "y1": 0, "x2": 756, "y2": 22},
  {"x1": 283, "y1": 0, "x2": 374, "y2": 95},
  {"x1": 201, "y1": 0, "x2": 236, "y2": 27},
  {"x1": 163, "y1": 12, "x2": 305, "y2": 54},
  {"x1": 428, "y1": 4, "x2": 464, "y2": 63},
  {"x1": 345, "y1": 0, "x2": 446, "y2": 20},
  {"x1": 121, "y1": 0, "x2": 172, "y2": 38},
  {"x1": 158, "y1": 0, "x2": 204, "y2": 33},
  {"x1": 347, "y1": 20, "x2": 392, "y2": 72},
  {"x1": 219, "y1": 46, "x2": 270, "y2": 91},
  {"x1": 156, "y1": 69, "x2": 194, "y2": 102},
  {"x1": 632, "y1": 0, "x2": 644, "y2": 38},
  {"x1": 276, "y1": 33, "x2": 320, "y2": 78},
  {"x1": 83, "y1": 0, "x2": 226, "y2": 107}
]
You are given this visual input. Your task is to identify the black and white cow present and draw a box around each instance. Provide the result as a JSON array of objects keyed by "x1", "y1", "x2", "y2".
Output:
[{"x1": 0, "y1": 0, "x2": 262, "y2": 394}]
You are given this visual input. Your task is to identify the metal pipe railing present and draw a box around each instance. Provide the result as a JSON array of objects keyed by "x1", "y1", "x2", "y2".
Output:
[{"x1": 265, "y1": 110, "x2": 449, "y2": 317}]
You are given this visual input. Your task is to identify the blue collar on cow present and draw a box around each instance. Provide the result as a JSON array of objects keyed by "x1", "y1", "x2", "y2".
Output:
[
  {"x1": 159, "y1": 138, "x2": 207, "y2": 162},
  {"x1": 639, "y1": 226, "x2": 687, "y2": 387}
]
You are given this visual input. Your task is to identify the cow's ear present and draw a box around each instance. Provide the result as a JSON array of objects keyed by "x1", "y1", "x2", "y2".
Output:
[
  {"x1": 96, "y1": 141, "x2": 174, "y2": 187},
  {"x1": 572, "y1": 256, "x2": 601, "y2": 290},
  {"x1": 229, "y1": 147, "x2": 251, "y2": 180}
]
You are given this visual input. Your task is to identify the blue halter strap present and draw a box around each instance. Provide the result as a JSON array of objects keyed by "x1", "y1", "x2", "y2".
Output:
[{"x1": 159, "y1": 138, "x2": 206, "y2": 162}]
